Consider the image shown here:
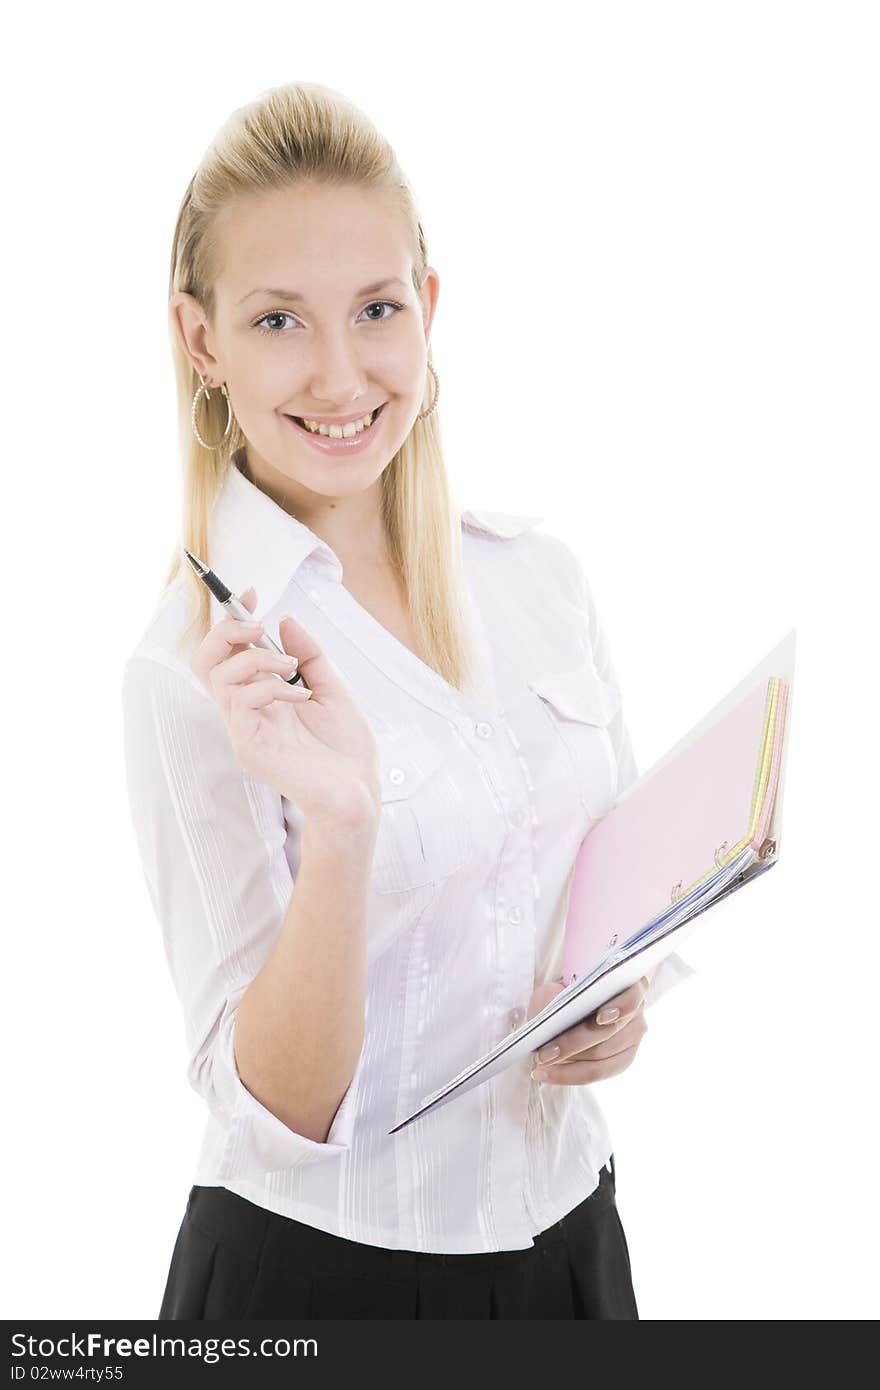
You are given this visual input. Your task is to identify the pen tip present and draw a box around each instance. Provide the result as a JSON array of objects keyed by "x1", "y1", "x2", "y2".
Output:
[
  {"x1": 183, "y1": 546, "x2": 231, "y2": 605},
  {"x1": 183, "y1": 547, "x2": 207, "y2": 576}
]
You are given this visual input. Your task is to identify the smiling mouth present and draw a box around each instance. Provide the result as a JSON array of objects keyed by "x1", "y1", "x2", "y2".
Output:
[{"x1": 286, "y1": 402, "x2": 387, "y2": 436}]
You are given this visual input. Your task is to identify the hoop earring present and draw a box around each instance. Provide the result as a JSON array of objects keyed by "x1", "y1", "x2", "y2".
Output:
[
  {"x1": 191, "y1": 372, "x2": 234, "y2": 450},
  {"x1": 416, "y1": 360, "x2": 440, "y2": 421}
]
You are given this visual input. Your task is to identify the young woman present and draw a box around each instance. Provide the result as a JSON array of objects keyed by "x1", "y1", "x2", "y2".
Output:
[{"x1": 121, "y1": 81, "x2": 692, "y2": 1321}]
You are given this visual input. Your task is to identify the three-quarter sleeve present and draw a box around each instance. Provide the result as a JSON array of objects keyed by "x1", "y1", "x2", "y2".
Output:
[
  {"x1": 120, "y1": 653, "x2": 361, "y2": 1179},
  {"x1": 558, "y1": 542, "x2": 697, "y2": 1010}
]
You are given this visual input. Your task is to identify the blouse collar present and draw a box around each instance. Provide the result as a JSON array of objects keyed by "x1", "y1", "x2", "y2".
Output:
[{"x1": 206, "y1": 454, "x2": 544, "y2": 623}]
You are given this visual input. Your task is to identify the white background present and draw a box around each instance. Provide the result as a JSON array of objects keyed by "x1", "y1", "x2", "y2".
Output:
[{"x1": 4, "y1": 0, "x2": 877, "y2": 1321}]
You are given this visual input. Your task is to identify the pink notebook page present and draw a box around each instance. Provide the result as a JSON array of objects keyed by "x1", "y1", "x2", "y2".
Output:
[{"x1": 562, "y1": 677, "x2": 788, "y2": 983}]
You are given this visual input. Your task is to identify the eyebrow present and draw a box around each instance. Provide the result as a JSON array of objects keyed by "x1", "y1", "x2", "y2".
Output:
[{"x1": 237, "y1": 276, "x2": 409, "y2": 307}]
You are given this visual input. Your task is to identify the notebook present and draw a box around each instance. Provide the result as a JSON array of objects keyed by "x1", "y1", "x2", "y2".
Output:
[{"x1": 387, "y1": 629, "x2": 795, "y2": 1135}]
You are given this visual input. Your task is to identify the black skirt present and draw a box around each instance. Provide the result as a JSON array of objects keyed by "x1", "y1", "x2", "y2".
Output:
[{"x1": 159, "y1": 1154, "x2": 638, "y2": 1320}]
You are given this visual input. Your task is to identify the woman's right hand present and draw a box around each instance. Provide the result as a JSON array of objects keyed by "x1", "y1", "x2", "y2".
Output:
[{"x1": 190, "y1": 585, "x2": 382, "y2": 829}]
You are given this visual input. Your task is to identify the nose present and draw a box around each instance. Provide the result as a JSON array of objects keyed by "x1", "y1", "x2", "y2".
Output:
[{"x1": 305, "y1": 328, "x2": 371, "y2": 408}]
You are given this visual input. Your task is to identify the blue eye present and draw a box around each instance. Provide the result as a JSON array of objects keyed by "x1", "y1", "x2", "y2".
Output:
[
  {"x1": 360, "y1": 300, "x2": 403, "y2": 323},
  {"x1": 253, "y1": 311, "x2": 297, "y2": 335},
  {"x1": 253, "y1": 300, "x2": 404, "y2": 336}
]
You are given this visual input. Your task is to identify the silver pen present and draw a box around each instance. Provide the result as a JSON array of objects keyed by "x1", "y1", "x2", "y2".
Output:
[{"x1": 183, "y1": 547, "x2": 311, "y2": 692}]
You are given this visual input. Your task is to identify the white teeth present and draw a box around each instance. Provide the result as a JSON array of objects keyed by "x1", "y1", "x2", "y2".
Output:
[{"x1": 298, "y1": 408, "x2": 378, "y2": 438}]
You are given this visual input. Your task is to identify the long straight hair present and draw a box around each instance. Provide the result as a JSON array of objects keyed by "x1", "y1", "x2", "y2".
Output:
[{"x1": 164, "y1": 81, "x2": 478, "y2": 693}]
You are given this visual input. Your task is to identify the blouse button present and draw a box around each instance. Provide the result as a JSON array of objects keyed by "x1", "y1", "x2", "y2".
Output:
[
  {"x1": 389, "y1": 767, "x2": 406, "y2": 785},
  {"x1": 508, "y1": 905, "x2": 523, "y2": 924},
  {"x1": 476, "y1": 721, "x2": 493, "y2": 738},
  {"x1": 508, "y1": 1006, "x2": 526, "y2": 1030}
]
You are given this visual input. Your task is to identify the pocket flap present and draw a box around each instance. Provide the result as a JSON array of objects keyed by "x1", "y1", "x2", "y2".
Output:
[
  {"x1": 528, "y1": 657, "x2": 621, "y2": 726},
  {"x1": 375, "y1": 723, "x2": 447, "y2": 803}
]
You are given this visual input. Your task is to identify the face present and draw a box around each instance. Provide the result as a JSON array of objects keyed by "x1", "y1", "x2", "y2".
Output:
[{"x1": 171, "y1": 182, "x2": 439, "y2": 511}]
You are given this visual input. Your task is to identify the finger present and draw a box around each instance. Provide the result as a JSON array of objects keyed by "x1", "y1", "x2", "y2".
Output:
[
  {"x1": 533, "y1": 979, "x2": 649, "y2": 1066},
  {"x1": 531, "y1": 1042, "x2": 641, "y2": 1086},
  {"x1": 210, "y1": 645, "x2": 303, "y2": 696},
  {"x1": 592, "y1": 975, "x2": 651, "y2": 1023},
  {"x1": 190, "y1": 585, "x2": 265, "y2": 689},
  {"x1": 526, "y1": 979, "x2": 568, "y2": 1021},
  {"x1": 551, "y1": 1012, "x2": 648, "y2": 1065},
  {"x1": 230, "y1": 677, "x2": 314, "y2": 711},
  {"x1": 276, "y1": 612, "x2": 347, "y2": 701}
]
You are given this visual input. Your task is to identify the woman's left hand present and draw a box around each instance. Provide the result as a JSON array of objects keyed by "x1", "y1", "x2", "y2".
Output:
[{"x1": 526, "y1": 976, "x2": 651, "y2": 1085}]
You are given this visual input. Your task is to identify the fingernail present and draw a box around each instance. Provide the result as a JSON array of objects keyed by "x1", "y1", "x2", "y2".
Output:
[
  {"x1": 282, "y1": 654, "x2": 298, "y2": 666},
  {"x1": 597, "y1": 1006, "x2": 620, "y2": 1025},
  {"x1": 531, "y1": 1068, "x2": 548, "y2": 1081},
  {"x1": 538, "y1": 1044, "x2": 560, "y2": 1064}
]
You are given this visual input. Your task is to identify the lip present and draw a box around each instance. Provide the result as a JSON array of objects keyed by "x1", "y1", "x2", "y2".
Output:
[
  {"x1": 289, "y1": 405, "x2": 385, "y2": 426},
  {"x1": 284, "y1": 401, "x2": 388, "y2": 455}
]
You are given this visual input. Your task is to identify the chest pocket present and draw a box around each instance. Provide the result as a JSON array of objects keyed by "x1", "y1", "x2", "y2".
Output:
[
  {"x1": 528, "y1": 656, "x2": 621, "y2": 822},
  {"x1": 371, "y1": 723, "x2": 473, "y2": 894}
]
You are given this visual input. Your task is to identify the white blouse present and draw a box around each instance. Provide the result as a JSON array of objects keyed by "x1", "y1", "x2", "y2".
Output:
[{"x1": 121, "y1": 457, "x2": 694, "y2": 1254}]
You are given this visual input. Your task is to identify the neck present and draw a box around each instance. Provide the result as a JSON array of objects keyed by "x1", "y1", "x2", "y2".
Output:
[{"x1": 237, "y1": 449, "x2": 393, "y2": 569}]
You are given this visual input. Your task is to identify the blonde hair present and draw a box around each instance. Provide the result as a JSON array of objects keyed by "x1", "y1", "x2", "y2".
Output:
[{"x1": 163, "y1": 81, "x2": 478, "y2": 693}]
